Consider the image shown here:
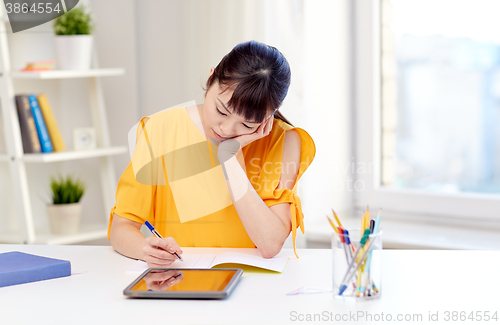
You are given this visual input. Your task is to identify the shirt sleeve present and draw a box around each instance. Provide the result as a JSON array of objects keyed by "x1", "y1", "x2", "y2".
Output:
[
  {"x1": 108, "y1": 116, "x2": 157, "y2": 240},
  {"x1": 258, "y1": 127, "x2": 316, "y2": 258},
  {"x1": 107, "y1": 161, "x2": 157, "y2": 240}
]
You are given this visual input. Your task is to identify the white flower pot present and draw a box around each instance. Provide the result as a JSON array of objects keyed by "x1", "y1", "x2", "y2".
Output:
[
  {"x1": 54, "y1": 35, "x2": 93, "y2": 70},
  {"x1": 46, "y1": 203, "x2": 82, "y2": 234}
]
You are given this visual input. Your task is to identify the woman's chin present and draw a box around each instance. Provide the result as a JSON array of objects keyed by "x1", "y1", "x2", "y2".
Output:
[{"x1": 207, "y1": 137, "x2": 223, "y2": 146}]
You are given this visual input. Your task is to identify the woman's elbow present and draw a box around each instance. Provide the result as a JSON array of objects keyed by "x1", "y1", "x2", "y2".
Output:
[
  {"x1": 259, "y1": 242, "x2": 284, "y2": 259},
  {"x1": 108, "y1": 225, "x2": 121, "y2": 252},
  {"x1": 259, "y1": 229, "x2": 290, "y2": 258}
]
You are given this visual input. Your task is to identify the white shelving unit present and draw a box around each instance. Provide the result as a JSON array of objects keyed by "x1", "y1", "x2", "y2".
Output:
[
  {"x1": 10, "y1": 68, "x2": 124, "y2": 79},
  {"x1": 0, "y1": 222, "x2": 108, "y2": 245},
  {"x1": 0, "y1": 10, "x2": 126, "y2": 244},
  {"x1": 22, "y1": 147, "x2": 127, "y2": 163}
]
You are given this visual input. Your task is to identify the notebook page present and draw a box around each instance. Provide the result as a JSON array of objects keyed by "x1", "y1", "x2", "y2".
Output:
[
  {"x1": 210, "y1": 252, "x2": 289, "y2": 272},
  {"x1": 126, "y1": 254, "x2": 216, "y2": 274}
]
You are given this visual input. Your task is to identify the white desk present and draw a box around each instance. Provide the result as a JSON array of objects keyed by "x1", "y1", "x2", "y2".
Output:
[{"x1": 0, "y1": 245, "x2": 498, "y2": 325}]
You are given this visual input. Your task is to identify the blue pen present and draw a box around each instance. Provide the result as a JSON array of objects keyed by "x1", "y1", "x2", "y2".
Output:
[
  {"x1": 338, "y1": 233, "x2": 377, "y2": 295},
  {"x1": 365, "y1": 209, "x2": 382, "y2": 272},
  {"x1": 337, "y1": 228, "x2": 351, "y2": 264},
  {"x1": 364, "y1": 209, "x2": 382, "y2": 295},
  {"x1": 145, "y1": 221, "x2": 183, "y2": 261},
  {"x1": 338, "y1": 229, "x2": 371, "y2": 295},
  {"x1": 343, "y1": 230, "x2": 353, "y2": 260}
]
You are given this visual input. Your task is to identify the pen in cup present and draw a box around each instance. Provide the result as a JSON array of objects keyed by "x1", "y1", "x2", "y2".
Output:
[
  {"x1": 330, "y1": 207, "x2": 382, "y2": 299},
  {"x1": 343, "y1": 230, "x2": 354, "y2": 260},
  {"x1": 338, "y1": 235, "x2": 377, "y2": 295},
  {"x1": 338, "y1": 229, "x2": 372, "y2": 294},
  {"x1": 145, "y1": 221, "x2": 183, "y2": 261},
  {"x1": 337, "y1": 228, "x2": 352, "y2": 265},
  {"x1": 331, "y1": 209, "x2": 355, "y2": 252}
]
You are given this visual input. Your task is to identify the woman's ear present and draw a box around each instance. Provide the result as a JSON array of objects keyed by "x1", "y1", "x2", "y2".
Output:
[{"x1": 209, "y1": 67, "x2": 215, "y2": 77}]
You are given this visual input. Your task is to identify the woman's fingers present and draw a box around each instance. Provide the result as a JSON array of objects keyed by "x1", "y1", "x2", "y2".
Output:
[
  {"x1": 165, "y1": 237, "x2": 183, "y2": 256},
  {"x1": 256, "y1": 116, "x2": 270, "y2": 135},
  {"x1": 143, "y1": 236, "x2": 182, "y2": 268},
  {"x1": 145, "y1": 236, "x2": 182, "y2": 256},
  {"x1": 256, "y1": 116, "x2": 272, "y2": 137},
  {"x1": 266, "y1": 116, "x2": 273, "y2": 134},
  {"x1": 144, "y1": 253, "x2": 177, "y2": 268},
  {"x1": 223, "y1": 114, "x2": 274, "y2": 150},
  {"x1": 145, "y1": 255, "x2": 176, "y2": 267}
]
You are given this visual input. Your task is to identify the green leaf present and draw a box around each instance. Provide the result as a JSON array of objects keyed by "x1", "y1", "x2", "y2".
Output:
[
  {"x1": 49, "y1": 174, "x2": 85, "y2": 205},
  {"x1": 53, "y1": 5, "x2": 94, "y2": 35}
]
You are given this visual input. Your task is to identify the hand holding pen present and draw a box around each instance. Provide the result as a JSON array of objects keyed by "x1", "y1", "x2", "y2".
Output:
[{"x1": 142, "y1": 221, "x2": 183, "y2": 268}]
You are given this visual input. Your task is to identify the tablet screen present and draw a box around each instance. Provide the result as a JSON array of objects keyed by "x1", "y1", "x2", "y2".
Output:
[{"x1": 129, "y1": 269, "x2": 238, "y2": 292}]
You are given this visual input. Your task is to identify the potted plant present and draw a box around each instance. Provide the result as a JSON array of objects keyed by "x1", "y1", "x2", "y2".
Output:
[
  {"x1": 46, "y1": 175, "x2": 85, "y2": 234},
  {"x1": 53, "y1": 5, "x2": 95, "y2": 70}
]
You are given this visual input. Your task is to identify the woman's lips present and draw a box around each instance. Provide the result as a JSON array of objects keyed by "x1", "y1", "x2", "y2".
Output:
[{"x1": 213, "y1": 129, "x2": 227, "y2": 139}]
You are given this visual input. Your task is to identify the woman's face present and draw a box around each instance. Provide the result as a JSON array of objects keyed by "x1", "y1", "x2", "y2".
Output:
[{"x1": 202, "y1": 81, "x2": 263, "y2": 142}]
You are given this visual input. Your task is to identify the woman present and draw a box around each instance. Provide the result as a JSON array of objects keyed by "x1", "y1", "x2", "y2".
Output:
[{"x1": 108, "y1": 40, "x2": 316, "y2": 267}]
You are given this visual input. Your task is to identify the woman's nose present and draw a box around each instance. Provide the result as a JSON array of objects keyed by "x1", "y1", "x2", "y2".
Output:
[{"x1": 220, "y1": 122, "x2": 234, "y2": 137}]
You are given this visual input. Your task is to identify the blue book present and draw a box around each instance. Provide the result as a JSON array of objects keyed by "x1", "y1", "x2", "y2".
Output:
[
  {"x1": 0, "y1": 251, "x2": 71, "y2": 287},
  {"x1": 28, "y1": 94, "x2": 53, "y2": 153}
]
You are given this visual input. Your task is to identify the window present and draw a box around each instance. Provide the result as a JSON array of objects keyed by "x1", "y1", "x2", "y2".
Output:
[
  {"x1": 382, "y1": 0, "x2": 500, "y2": 194},
  {"x1": 354, "y1": 0, "x2": 500, "y2": 220}
]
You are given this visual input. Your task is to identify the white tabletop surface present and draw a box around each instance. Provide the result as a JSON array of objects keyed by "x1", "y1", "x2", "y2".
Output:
[{"x1": 0, "y1": 245, "x2": 498, "y2": 325}]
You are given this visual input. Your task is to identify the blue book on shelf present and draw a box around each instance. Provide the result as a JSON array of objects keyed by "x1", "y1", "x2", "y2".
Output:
[
  {"x1": 28, "y1": 94, "x2": 53, "y2": 153},
  {"x1": 0, "y1": 251, "x2": 71, "y2": 288}
]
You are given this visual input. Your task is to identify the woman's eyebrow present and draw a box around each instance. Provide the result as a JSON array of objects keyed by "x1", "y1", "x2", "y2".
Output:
[
  {"x1": 217, "y1": 97, "x2": 232, "y2": 114},
  {"x1": 216, "y1": 97, "x2": 260, "y2": 123}
]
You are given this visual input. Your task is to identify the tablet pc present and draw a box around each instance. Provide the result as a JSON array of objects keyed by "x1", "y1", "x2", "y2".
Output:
[{"x1": 123, "y1": 268, "x2": 243, "y2": 299}]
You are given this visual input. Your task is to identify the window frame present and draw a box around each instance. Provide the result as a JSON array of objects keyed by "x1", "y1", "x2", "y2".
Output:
[{"x1": 353, "y1": 0, "x2": 500, "y2": 221}]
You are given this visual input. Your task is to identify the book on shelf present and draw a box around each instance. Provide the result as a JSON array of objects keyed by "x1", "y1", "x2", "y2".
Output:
[
  {"x1": 20, "y1": 60, "x2": 55, "y2": 72},
  {"x1": 28, "y1": 94, "x2": 53, "y2": 153},
  {"x1": 15, "y1": 95, "x2": 41, "y2": 153},
  {"x1": 37, "y1": 93, "x2": 66, "y2": 152}
]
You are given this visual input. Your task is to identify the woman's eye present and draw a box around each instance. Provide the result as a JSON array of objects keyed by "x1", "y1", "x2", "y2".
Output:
[
  {"x1": 216, "y1": 108, "x2": 226, "y2": 116},
  {"x1": 216, "y1": 106, "x2": 253, "y2": 129}
]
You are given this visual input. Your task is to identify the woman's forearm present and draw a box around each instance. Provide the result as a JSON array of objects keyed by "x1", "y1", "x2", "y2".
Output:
[
  {"x1": 109, "y1": 214, "x2": 147, "y2": 260},
  {"x1": 221, "y1": 154, "x2": 289, "y2": 258}
]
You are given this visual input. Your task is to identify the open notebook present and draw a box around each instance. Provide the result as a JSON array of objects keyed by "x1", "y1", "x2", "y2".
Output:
[{"x1": 127, "y1": 252, "x2": 289, "y2": 273}]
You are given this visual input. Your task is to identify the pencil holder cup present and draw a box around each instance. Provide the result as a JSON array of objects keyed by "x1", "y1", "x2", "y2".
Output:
[{"x1": 331, "y1": 228, "x2": 382, "y2": 301}]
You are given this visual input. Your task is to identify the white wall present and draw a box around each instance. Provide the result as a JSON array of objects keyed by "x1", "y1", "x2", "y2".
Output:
[
  {"x1": 89, "y1": 0, "x2": 139, "y2": 176},
  {"x1": 302, "y1": 0, "x2": 352, "y2": 232}
]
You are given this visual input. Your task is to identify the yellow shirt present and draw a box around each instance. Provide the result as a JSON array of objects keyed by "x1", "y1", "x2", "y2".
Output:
[{"x1": 108, "y1": 106, "x2": 316, "y2": 257}]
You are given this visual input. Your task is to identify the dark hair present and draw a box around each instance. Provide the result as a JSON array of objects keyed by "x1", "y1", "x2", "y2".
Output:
[{"x1": 205, "y1": 40, "x2": 294, "y2": 126}]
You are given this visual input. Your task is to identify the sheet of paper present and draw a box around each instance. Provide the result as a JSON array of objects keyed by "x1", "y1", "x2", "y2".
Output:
[
  {"x1": 211, "y1": 252, "x2": 289, "y2": 273},
  {"x1": 126, "y1": 254, "x2": 215, "y2": 274},
  {"x1": 286, "y1": 287, "x2": 332, "y2": 295},
  {"x1": 125, "y1": 252, "x2": 290, "y2": 273}
]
